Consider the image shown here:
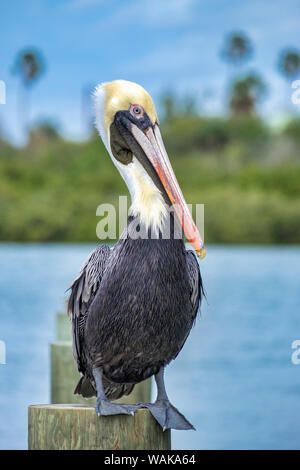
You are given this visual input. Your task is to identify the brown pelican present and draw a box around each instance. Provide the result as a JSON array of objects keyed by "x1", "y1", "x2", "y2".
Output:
[{"x1": 68, "y1": 80, "x2": 206, "y2": 431}]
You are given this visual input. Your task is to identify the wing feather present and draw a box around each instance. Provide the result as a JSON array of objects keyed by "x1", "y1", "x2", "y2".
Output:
[
  {"x1": 67, "y1": 244, "x2": 111, "y2": 373},
  {"x1": 173, "y1": 250, "x2": 204, "y2": 360},
  {"x1": 186, "y1": 249, "x2": 204, "y2": 320}
]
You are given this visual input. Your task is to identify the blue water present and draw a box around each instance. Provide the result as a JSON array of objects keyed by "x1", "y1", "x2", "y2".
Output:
[{"x1": 0, "y1": 243, "x2": 299, "y2": 450}]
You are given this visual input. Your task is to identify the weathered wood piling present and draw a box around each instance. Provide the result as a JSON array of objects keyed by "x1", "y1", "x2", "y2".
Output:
[
  {"x1": 50, "y1": 313, "x2": 95, "y2": 405},
  {"x1": 51, "y1": 313, "x2": 152, "y2": 405},
  {"x1": 28, "y1": 312, "x2": 160, "y2": 450},
  {"x1": 28, "y1": 405, "x2": 171, "y2": 450}
]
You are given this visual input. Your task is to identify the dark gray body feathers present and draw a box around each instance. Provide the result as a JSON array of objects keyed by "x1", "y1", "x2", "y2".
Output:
[{"x1": 68, "y1": 219, "x2": 203, "y2": 399}]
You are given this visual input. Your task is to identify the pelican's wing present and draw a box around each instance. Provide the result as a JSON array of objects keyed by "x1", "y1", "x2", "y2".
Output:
[
  {"x1": 173, "y1": 250, "x2": 204, "y2": 361},
  {"x1": 186, "y1": 250, "x2": 204, "y2": 321},
  {"x1": 67, "y1": 244, "x2": 111, "y2": 373}
]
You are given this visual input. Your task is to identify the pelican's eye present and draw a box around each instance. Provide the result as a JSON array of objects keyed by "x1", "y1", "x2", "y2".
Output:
[{"x1": 130, "y1": 104, "x2": 144, "y2": 118}]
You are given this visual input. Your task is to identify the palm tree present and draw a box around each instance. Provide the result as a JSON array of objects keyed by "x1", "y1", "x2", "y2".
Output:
[
  {"x1": 160, "y1": 91, "x2": 177, "y2": 122},
  {"x1": 278, "y1": 48, "x2": 300, "y2": 111},
  {"x1": 13, "y1": 48, "x2": 45, "y2": 132},
  {"x1": 279, "y1": 48, "x2": 300, "y2": 79},
  {"x1": 221, "y1": 32, "x2": 253, "y2": 69},
  {"x1": 230, "y1": 74, "x2": 266, "y2": 115},
  {"x1": 221, "y1": 32, "x2": 253, "y2": 109}
]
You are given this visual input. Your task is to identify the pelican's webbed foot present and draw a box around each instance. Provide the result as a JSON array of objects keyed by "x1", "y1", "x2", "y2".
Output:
[
  {"x1": 137, "y1": 367, "x2": 195, "y2": 431},
  {"x1": 140, "y1": 399, "x2": 195, "y2": 431},
  {"x1": 93, "y1": 366, "x2": 137, "y2": 417},
  {"x1": 95, "y1": 398, "x2": 136, "y2": 417}
]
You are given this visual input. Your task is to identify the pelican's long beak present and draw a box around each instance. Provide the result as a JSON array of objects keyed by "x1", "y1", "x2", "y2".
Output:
[{"x1": 129, "y1": 122, "x2": 206, "y2": 260}]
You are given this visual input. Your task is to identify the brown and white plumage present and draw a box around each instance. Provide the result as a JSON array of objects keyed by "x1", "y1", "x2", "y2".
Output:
[{"x1": 67, "y1": 80, "x2": 205, "y2": 430}]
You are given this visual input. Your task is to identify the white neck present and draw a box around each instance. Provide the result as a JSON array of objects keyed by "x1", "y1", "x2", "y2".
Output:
[
  {"x1": 94, "y1": 84, "x2": 168, "y2": 234},
  {"x1": 122, "y1": 156, "x2": 168, "y2": 233}
]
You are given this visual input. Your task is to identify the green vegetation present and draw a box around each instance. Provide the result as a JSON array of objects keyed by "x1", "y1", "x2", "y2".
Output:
[
  {"x1": 1, "y1": 115, "x2": 299, "y2": 244},
  {"x1": 3, "y1": 30, "x2": 298, "y2": 244}
]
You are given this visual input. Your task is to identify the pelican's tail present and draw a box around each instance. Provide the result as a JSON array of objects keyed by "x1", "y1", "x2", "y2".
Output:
[
  {"x1": 104, "y1": 380, "x2": 135, "y2": 401},
  {"x1": 74, "y1": 375, "x2": 135, "y2": 401},
  {"x1": 74, "y1": 376, "x2": 95, "y2": 398}
]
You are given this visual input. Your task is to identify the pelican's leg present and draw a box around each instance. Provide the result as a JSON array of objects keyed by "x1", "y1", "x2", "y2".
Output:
[
  {"x1": 92, "y1": 366, "x2": 136, "y2": 417},
  {"x1": 139, "y1": 367, "x2": 195, "y2": 431}
]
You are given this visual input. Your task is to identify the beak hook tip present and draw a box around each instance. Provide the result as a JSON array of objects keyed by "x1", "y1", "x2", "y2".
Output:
[{"x1": 197, "y1": 246, "x2": 207, "y2": 260}]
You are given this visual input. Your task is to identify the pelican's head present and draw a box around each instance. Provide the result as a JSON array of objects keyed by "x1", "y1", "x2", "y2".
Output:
[{"x1": 93, "y1": 79, "x2": 205, "y2": 259}]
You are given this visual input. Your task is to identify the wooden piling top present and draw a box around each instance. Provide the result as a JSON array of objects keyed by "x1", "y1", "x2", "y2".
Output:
[{"x1": 28, "y1": 404, "x2": 171, "y2": 450}]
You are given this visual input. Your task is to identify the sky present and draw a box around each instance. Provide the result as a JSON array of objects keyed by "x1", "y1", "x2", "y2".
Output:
[{"x1": 0, "y1": 0, "x2": 300, "y2": 144}]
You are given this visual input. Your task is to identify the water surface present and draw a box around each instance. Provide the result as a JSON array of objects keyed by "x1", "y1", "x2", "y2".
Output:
[{"x1": 0, "y1": 244, "x2": 299, "y2": 449}]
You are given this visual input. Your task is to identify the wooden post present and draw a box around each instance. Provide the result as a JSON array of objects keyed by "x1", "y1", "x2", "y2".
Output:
[
  {"x1": 28, "y1": 405, "x2": 171, "y2": 450},
  {"x1": 51, "y1": 341, "x2": 95, "y2": 405},
  {"x1": 51, "y1": 313, "x2": 95, "y2": 405},
  {"x1": 51, "y1": 313, "x2": 151, "y2": 405},
  {"x1": 56, "y1": 313, "x2": 71, "y2": 341}
]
